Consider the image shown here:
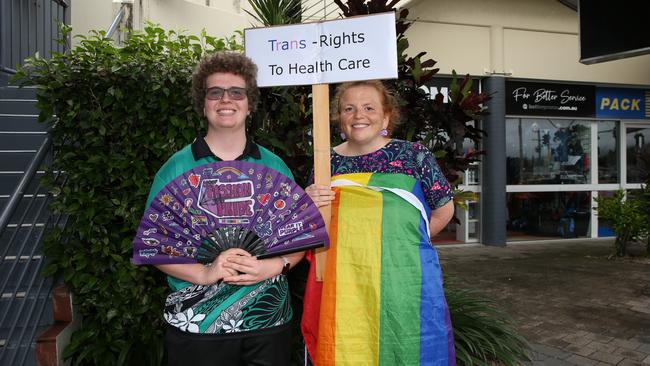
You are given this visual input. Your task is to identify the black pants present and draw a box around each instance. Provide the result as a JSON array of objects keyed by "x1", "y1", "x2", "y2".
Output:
[{"x1": 165, "y1": 324, "x2": 292, "y2": 366}]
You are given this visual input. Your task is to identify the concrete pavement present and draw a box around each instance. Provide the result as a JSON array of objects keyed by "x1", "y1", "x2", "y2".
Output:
[{"x1": 437, "y1": 239, "x2": 650, "y2": 366}]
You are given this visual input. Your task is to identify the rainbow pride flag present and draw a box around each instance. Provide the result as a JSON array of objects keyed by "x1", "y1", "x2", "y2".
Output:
[{"x1": 302, "y1": 173, "x2": 455, "y2": 366}]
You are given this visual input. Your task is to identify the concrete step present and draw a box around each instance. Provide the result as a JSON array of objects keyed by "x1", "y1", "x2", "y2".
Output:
[
  {"x1": 0, "y1": 114, "x2": 47, "y2": 132},
  {"x1": 0, "y1": 227, "x2": 44, "y2": 257},
  {"x1": 36, "y1": 285, "x2": 75, "y2": 366},
  {"x1": 0, "y1": 86, "x2": 37, "y2": 100},
  {"x1": 0, "y1": 171, "x2": 46, "y2": 196},
  {"x1": 0, "y1": 325, "x2": 48, "y2": 366},
  {"x1": 0, "y1": 194, "x2": 50, "y2": 224},
  {"x1": 0, "y1": 151, "x2": 36, "y2": 172},
  {"x1": 0, "y1": 327, "x2": 39, "y2": 366},
  {"x1": 0, "y1": 99, "x2": 39, "y2": 115},
  {"x1": 0, "y1": 256, "x2": 45, "y2": 289},
  {"x1": 0, "y1": 242, "x2": 43, "y2": 262},
  {"x1": 0, "y1": 72, "x2": 9, "y2": 86},
  {"x1": 0, "y1": 285, "x2": 53, "y2": 329},
  {"x1": 0, "y1": 151, "x2": 51, "y2": 171},
  {"x1": 0, "y1": 132, "x2": 47, "y2": 150}
]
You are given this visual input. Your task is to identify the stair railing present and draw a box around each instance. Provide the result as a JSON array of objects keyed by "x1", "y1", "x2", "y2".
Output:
[
  {"x1": 106, "y1": 3, "x2": 127, "y2": 39},
  {"x1": 0, "y1": 130, "x2": 68, "y2": 365},
  {"x1": 0, "y1": 134, "x2": 52, "y2": 236},
  {"x1": 106, "y1": 1, "x2": 133, "y2": 46}
]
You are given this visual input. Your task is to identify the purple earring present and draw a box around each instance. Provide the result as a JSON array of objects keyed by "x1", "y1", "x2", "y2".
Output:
[
  {"x1": 380, "y1": 128, "x2": 388, "y2": 137},
  {"x1": 340, "y1": 132, "x2": 347, "y2": 140}
]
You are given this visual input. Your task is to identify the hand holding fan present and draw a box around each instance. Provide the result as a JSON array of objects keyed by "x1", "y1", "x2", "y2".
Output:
[{"x1": 132, "y1": 161, "x2": 329, "y2": 265}]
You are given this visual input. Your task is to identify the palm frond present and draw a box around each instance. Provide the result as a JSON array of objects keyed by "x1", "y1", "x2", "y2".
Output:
[
  {"x1": 246, "y1": 0, "x2": 302, "y2": 26},
  {"x1": 445, "y1": 286, "x2": 531, "y2": 366}
]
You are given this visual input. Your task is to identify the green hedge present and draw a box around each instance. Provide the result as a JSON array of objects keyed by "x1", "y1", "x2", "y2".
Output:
[{"x1": 17, "y1": 25, "x2": 241, "y2": 365}]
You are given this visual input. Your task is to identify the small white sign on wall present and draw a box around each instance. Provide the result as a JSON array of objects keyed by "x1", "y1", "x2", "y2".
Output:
[{"x1": 245, "y1": 12, "x2": 398, "y2": 87}]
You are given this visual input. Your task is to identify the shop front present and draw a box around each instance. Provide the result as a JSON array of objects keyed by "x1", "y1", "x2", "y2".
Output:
[{"x1": 502, "y1": 80, "x2": 649, "y2": 241}]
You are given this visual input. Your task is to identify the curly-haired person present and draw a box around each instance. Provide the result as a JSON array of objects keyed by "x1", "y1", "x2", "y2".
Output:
[{"x1": 141, "y1": 52, "x2": 302, "y2": 366}]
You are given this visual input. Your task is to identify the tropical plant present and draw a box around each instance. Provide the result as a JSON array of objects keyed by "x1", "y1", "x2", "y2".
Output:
[
  {"x1": 446, "y1": 286, "x2": 530, "y2": 366},
  {"x1": 15, "y1": 24, "x2": 241, "y2": 365},
  {"x1": 250, "y1": 0, "x2": 491, "y2": 200},
  {"x1": 332, "y1": 0, "x2": 490, "y2": 204},
  {"x1": 246, "y1": 0, "x2": 303, "y2": 25}
]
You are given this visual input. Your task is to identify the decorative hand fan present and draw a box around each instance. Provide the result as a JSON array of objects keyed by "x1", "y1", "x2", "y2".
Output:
[{"x1": 132, "y1": 161, "x2": 329, "y2": 265}]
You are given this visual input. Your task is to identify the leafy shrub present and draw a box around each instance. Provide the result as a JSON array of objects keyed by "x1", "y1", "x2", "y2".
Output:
[
  {"x1": 16, "y1": 25, "x2": 240, "y2": 365},
  {"x1": 594, "y1": 190, "x2": 648, "y2": 257}
]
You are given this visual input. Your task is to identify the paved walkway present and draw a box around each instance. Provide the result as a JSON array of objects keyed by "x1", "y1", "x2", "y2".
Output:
[{"x1": 437, "y1": 239, "x2": 650, "y2": 366}]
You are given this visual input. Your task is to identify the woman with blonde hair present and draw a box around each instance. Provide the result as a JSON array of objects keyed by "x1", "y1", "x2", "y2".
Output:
[{"x1": 302, "y1": 80, "x2": 456, "y2": 365}]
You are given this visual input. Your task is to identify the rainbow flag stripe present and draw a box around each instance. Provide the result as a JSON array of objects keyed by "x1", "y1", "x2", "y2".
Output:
[{"x1": 302, "y1": 173, "x2": 455, "y2": 366}]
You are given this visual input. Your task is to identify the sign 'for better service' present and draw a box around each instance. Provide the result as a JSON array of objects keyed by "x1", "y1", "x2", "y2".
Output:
[{"x1": 244, "y1": 12, "x2": 397, "y2": 87}]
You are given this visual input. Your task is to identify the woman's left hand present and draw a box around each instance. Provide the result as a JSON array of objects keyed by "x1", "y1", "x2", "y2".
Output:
[
  {"x1": 222, "y1": 255, "x2": 283, "y2": 286},
  {"x1": 305, "y1": 184, "x2": 336, "y2": 208}
]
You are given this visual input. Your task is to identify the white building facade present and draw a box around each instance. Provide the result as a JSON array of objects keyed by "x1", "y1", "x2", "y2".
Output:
[{"x1": 71, "y1": 0, "x2": 650, "y2": 245}]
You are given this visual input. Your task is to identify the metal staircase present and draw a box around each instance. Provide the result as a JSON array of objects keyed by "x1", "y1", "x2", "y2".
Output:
[
  {"x1": 0, "y1": 81, "x2": 56, "y2": 366},
  {"x1": 1, "y1": 0, "x2": 70, "y2": 364}
]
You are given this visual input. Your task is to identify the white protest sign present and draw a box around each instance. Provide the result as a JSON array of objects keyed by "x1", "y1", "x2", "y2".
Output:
[{"x1": 244, "y1": 12, "x2": 397, "y2": 87}]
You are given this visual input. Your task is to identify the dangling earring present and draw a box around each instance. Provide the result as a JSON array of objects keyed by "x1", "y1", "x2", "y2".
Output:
[
  {"x1": 340, "y1": 132, "x2": 347, "y2": 140},
  {"x1": 379, "y1": 128, "x2": 388, "y2": 137}
]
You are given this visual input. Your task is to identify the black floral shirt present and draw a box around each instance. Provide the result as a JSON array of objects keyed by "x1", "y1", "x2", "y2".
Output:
[{"x1": 330, "y1": 139, "x2": 453, "y2": 209}]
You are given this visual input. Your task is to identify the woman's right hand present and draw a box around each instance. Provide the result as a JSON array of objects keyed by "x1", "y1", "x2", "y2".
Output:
[
  {"x1": 155, "y1": 249, "x2": 248, "y2": 286},
  {"x1": 305, "y1": 184, "x2": 336, "y2": 207},
  {"x1": 208, "y1": 248, "x2": 250, "y2": 283}
]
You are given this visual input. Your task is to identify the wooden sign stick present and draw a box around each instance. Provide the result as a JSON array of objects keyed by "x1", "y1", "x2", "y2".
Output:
[{"x1": 312, "y1": 83, "x2": 331, "y2": 281}]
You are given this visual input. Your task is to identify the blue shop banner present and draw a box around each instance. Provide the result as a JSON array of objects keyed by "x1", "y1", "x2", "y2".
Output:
[{"x1": 596, "y1": 88, "x2": 650, "y2": 119}]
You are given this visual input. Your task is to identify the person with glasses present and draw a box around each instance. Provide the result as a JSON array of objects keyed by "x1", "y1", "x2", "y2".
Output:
[{"x1": 143, "y1": 52, "x2": 302, "y2": 366}]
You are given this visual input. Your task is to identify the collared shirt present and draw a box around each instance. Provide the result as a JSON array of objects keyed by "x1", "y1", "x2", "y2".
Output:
[
  {"x1": 190, "y1": 135, "x2": 261, "y2": 161},
  {"x1": 145, "y1": 136, "x2": 295, "y2": 336},
  {"x1": 147, "y1": 136, "x2": 292, "y2": 207}
]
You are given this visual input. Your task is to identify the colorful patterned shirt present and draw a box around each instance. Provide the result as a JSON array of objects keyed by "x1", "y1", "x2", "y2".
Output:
[
  {"x1": 330, "y1": 139, "x2": 453, "y2": 210},
  {"x1": 146, "y1": 137, "x2": 294, "y2": 336}
]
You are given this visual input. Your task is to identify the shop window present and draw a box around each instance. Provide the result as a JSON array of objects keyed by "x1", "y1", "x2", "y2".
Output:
[
  {"x1": 506, "y1": 119, "x2": 591, "y2": 184},
  {"x1": 626, "y1": 126, "x2": 650, "y2": 183},
  {"x1": 506, "y1": 191, "x2": 591, "y2": 240},
  {"x1": 597, "y1": 121, "x2": 619, "y2": 183}
]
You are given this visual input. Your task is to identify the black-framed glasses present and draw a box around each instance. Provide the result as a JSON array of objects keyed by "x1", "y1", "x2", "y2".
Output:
[{"x1": 205, "y1": 86, "x2": 248, "y2": 101}]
